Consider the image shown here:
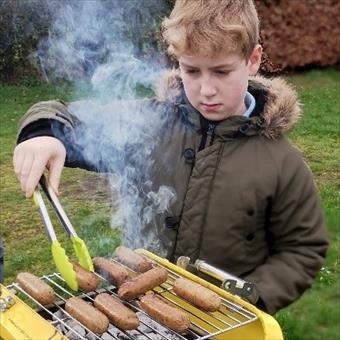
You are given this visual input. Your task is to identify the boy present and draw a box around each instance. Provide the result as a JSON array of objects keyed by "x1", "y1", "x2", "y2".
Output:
[{"x1": 13, "y1": 0, "x2": 328, "y2": 314}]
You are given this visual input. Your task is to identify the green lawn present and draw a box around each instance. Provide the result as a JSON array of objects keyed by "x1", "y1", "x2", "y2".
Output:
[{"x1": 0, "y1": 69, "x2": 339, "y2": 339}]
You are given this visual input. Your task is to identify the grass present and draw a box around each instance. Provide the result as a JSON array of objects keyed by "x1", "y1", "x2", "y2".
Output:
[{"x1": 0, "y1": 68, "x2": 339, "y2": 339}]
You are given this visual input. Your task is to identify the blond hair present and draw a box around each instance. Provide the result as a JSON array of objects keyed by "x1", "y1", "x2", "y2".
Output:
[{"x1": 162, "y1": 0, "x2": 259, "y2": 59}]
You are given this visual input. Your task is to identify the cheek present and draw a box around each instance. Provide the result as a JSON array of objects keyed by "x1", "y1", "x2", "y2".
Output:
[
  {"x1": 182, "y1": 78, "x2": 198, "y2": 101},
  {"x1": 223, "y1": 72, "x2": 248, "y2": 97}
]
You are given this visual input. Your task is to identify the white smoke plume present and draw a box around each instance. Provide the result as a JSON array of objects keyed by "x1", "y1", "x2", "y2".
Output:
[{"x1": 35, "y1": 0, "x2": 176, "y2": 256}]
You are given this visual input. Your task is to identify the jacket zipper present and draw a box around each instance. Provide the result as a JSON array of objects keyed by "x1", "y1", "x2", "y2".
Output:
[
  {"x1": 207, "y1": 123, "x2": 215, "y2": 146},
  {"x1": 198, "y1": 123, "x2": 216, "y2": 151}
]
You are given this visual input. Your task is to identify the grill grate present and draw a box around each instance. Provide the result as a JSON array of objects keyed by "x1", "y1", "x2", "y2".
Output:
[{"x1": 7, "y1": 259, "x2": 258, "y2": 339}]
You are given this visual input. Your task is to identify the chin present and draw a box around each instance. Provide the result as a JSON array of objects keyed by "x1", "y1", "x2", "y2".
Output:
[{"x1": 201, "y1": 112, "x2": 226, "y2": 121}]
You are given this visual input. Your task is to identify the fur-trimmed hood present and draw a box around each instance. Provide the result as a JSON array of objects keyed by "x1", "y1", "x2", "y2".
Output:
[{"x1": 155, "y1": 69, "x2": 301, "y2": 139}]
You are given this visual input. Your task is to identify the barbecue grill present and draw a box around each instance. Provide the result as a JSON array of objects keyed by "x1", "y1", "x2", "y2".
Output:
[{"x1": 0, "y1": 250, "x2": 283, "y2": 340}]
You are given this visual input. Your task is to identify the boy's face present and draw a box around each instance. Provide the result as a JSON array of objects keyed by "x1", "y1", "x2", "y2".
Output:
[{"x1": 178, "y1": 46, "x2": 262, "y2": 121}]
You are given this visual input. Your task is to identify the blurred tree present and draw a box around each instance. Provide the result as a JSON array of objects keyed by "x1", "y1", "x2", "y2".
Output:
[
  {"x1": 0, "y1": 0, "x2": 51, "y2": 82},
  {"x1": 1, "y1": 0, "x2": 339, "y2": 83}
]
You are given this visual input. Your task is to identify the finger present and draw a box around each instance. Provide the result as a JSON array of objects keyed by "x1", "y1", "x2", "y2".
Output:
[
  {"x1": 25, "y1": 155, "x2": 49, "y2": 198},
  {"x1": 48, "y1": 156, "x2": 65, "y2": 195},
  {"x1": 20, "y1": 155, "x2": 34, "y2": 194},
  {"x1": 13, "y1": 147, "x2": 19, "y2": 170},
  {"x1": 13, "y1": 149, "x2": 25, "y2": 181}
]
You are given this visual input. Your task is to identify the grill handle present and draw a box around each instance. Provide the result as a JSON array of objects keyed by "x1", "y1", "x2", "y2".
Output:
[{"x1": 176, "y1": 257, "x2": 254, "y2": 299}]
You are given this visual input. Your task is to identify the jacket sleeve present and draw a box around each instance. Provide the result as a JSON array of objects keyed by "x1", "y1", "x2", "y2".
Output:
[
  {"x1": 17, "y1": 98, "x2": 165, "y2": 173},
  {"x1": 18, "y1": 99, "x2": 76, "y2": 133},
  {"x1": 244, "y1": 143, "x2": 328, "y2": 314},
  {"x1": 18, "y1": 99, "x2": 89, "y2": 168},
  {"x1": 17, "y1": 99, "x2": 124, "y2": 172}
]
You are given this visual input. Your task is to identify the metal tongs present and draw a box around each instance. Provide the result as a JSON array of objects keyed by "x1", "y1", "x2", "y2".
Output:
[
  {"x1": 32, "y1": 175, "x2": 93, "y2": 291},
  {"x1": 177, "y1": 256, "x2": 254, "y2": 299}
]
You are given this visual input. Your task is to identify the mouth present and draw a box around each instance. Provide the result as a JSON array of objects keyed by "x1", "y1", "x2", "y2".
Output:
[{"x1": 200, "y1": 103, "x2": 222, "y2": 112}]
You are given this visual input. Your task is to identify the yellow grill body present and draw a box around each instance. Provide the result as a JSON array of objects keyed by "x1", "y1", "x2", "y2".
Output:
[{"x1": 0, "y1": 285, "x2": 66, "y2": 340}]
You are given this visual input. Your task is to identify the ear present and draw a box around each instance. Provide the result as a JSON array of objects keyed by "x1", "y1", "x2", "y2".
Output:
[{"x1": 247, "y1": 44, "x2": 262, "y2": 76}]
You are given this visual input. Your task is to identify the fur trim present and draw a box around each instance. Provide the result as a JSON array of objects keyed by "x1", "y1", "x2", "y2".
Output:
[
  {"x1": 155, "y1": 70, "x2": 301, "y2": 139},
  {"x1": 250, "y1": 75, "x2": 301, "y2": 139},
  {"x1": 155, "y1": 69, "x2": 182, "y2": 102}
]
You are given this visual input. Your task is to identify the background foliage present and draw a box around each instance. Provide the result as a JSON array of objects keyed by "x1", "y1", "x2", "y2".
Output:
[
  {"x1": 0, "y1": 0, "x2": 51, "y2": 82},
  {"x1": 1, "y1": 0, "x2": 339, "y2": 83}
]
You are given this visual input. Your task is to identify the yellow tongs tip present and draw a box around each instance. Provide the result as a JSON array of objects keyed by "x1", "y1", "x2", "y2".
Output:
[{"x1": 32, "y1": 177, "x2": 93, "y2": 291}]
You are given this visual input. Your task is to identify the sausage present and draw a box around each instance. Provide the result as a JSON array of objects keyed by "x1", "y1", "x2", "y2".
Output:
[
  {"x1": 114, "y1": 246, "x2": 153, "y2": 272},
  {"x1": 16, "y1": 272, "x2": 55, "y2": 305},
  {"x1": 173, "y1": 277, "x2": 221, "y2": 312},
  {"x1": 93, "y1": 257, "x2": 128, "y2": 287},
  {"x1": 139, "y1": 293, "x2": 190, "y2": 333},
  {"x1": 94, "y1": 293, "x2": 140, "y2": 330},
  {"x1": 73, "y1": 262, "x2": 101, "y2": 292},
  {"x1": 65, "y1": 297, "x2": 109, "y2": 334},
  {"x1": 118, "y1": 267, "x2": 168, "y2": 301}
]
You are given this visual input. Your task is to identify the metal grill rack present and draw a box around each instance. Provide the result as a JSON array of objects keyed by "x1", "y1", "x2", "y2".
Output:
[{"x1": 7, "y1": 258, "x2": 258, "y2": 340}]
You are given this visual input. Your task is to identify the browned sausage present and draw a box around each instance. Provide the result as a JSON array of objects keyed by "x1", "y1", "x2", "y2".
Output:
[
  {"x1": 114, "y1": 246, "x2": 153, "y2": 272},
  {"x1": 94, "y1": 293, "x2": 140, "y2": 330},
  {"x1": 16, "y1": 272, "x2": 55, "y2": 305},
  {"x1": 73, "y1": 263, "x2": 101, "y2": 292},
  {"x1": 65, "y1": 297, "x2": 109, "y2": 334},
  {"x1": 93, "y1": 257, "x2": 128, "y2": 287},
  {"x1": 118, "y1": 267, "x2": 168, "y2": 300},
  {"x1": 139, "y1": 293, "x2": 190, "y2": 333},
  {"x1": 173, "y1": 277, "x2": 221, "y2": 312}
]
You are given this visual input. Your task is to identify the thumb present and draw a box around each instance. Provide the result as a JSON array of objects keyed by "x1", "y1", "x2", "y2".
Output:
[{"x1": 48, "y1": 157, "x2": 64, "y2": 195}]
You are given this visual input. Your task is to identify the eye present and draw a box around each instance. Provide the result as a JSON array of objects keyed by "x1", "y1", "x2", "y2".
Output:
[
  {"x1": 185, "y1": 69, "x2": 199, "y2": 74},
  {"x1": 215, "y1": 70, "x2": 231, "y2": 75}
]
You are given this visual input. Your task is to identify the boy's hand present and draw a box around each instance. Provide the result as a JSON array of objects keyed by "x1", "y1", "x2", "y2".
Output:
[{"x1": 13, "y1": 136, "x2": 66, "y2": 198}]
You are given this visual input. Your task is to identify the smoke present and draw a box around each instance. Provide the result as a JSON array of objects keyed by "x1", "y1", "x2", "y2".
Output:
[{"x1": 36, "y1": 0, "x2": 176, "y2": 256}]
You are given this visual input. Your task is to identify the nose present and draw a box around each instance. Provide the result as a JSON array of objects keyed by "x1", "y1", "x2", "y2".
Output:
[{"x1": 200, "y1": 75, "x2": 217, "y2": 98}]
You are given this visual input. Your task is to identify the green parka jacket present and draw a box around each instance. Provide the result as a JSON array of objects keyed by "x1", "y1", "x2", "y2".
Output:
[{"x1": 18, "y1": 71, "x2": 328, "y2": 314}]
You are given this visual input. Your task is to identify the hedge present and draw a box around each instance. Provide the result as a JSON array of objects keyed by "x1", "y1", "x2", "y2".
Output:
[{"x1": 257, "y1": 0, "x2": 340, "y2": 70}]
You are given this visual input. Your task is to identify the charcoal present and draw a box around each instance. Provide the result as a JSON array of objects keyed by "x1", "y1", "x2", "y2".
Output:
[
  {"x1": 108, "y1": 325, "x2": 119, "y2": 333},
  {"x1": 65, "y1": 327, "x2": 86, "y2": 339},
  {"x1": 105, "y1": 327, "x2": 130, "y2": 339},
  {"x1": 65, "y1": 330, "x2": 83, "y2": 340},
  {"x1": 132, "y1": 336, "x2": 146, "y2": 340},
  {"x1": 85, "y1": 333, "x2": 97, "y2": 340},
  {"x1": 52, "y1": 309, "x2": 65, "y2": 320},
  {"x1": 106, "y1": 326, "x2": 121, "y2": 339},
  {"x1": 101, "y1": 333, "x2": 117, "y2": 340},
  {"x1": 126, "y1": 330, "x2": 141, "y2": 337},
  {"x1": 136, "y1": 323, "x2": 153, "y2": 334},
  {"x1": 55, "y1": 320, "x2": 68, "y2": 334},
  {"x1": 55, "y1": 324, "x2": 67, "y2": 334}
]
